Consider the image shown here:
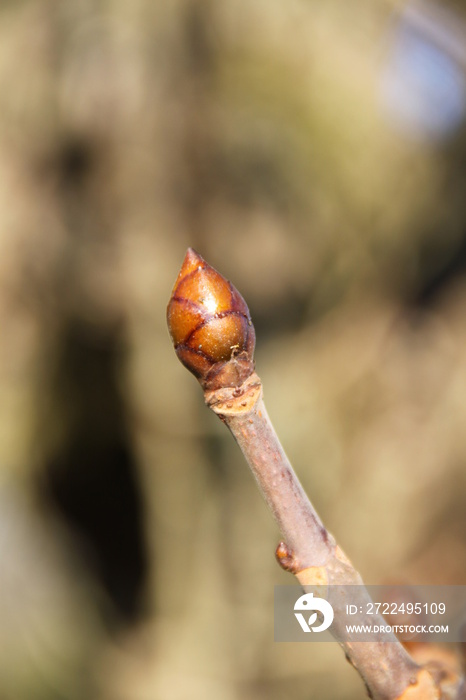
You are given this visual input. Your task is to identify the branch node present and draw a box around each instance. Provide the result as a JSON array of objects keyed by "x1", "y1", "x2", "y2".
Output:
[
  {"x1": 204, "y1": 372, "x2": 262, "y2": 416},
  {"x1": 296, "y1": 565, "x2": 329, "y2": 587},
  {"x1": 394, "y1": 668, "x2": 440, "y2": 700}
]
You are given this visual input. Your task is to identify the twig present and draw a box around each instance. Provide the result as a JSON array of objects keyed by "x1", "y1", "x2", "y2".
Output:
[
  {"x1": 167, "y1": 248, "x2": 457, "y2": 700},
  {"x1": 204, "y1": 375, "x2": 431, "y2": 700}
]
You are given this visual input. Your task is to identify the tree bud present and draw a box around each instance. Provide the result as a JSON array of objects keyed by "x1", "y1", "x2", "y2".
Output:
[{"x1": 167, "y1": 248, "x2": 256, "y2": 390}]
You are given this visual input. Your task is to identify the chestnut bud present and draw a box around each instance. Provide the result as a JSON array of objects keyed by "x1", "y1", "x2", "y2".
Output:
[{"x1": 167, "y1": 248, "x2": 256, "y2": 390}]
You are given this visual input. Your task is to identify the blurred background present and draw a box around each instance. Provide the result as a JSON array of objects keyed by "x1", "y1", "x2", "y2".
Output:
[{"x1": 0, "y1": 0, "x2": 465, "y2": 698}]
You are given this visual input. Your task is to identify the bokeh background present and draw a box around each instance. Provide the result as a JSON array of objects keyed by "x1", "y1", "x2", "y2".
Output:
[{"x1": 1, "y1": 0, "x2": 466, "y2": 698}]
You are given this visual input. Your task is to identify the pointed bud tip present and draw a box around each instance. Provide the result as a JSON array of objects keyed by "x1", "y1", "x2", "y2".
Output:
[{"x1": 179, "y1": 247, "x2": 206, "y2": 277}]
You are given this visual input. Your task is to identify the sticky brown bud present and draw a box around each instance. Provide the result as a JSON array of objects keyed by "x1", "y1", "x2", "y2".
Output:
[{"x1": 167, "y1": 248, "x2": 256, "y2": 390}]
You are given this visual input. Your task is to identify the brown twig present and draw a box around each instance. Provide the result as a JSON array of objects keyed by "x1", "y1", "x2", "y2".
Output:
[
  {"x1": 167, "y1": 248, "x2": 460, "y2": 700},
  {"x1": 205, "y1": 374, "x2": 434, "y2": 700}
]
